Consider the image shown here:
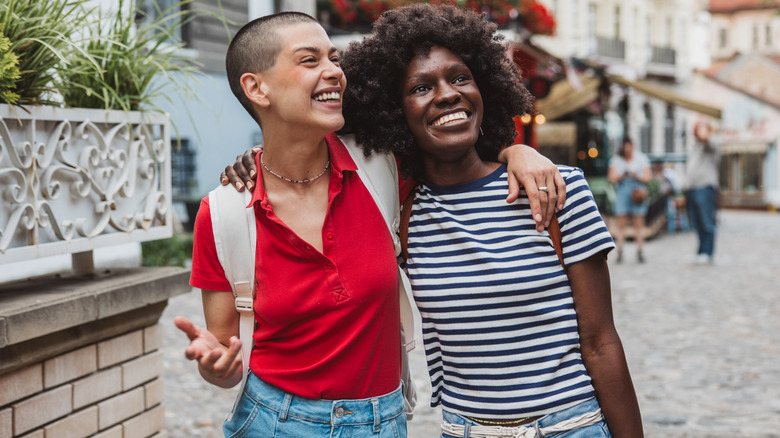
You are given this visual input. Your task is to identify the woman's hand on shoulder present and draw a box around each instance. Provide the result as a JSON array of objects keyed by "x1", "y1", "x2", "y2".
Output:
[
  {"x1": 220, "y1": 145, "x2": 262, "y2": 192},
  {"x1": 499, "y1": 144, "x2": 566, "y2": 232}
]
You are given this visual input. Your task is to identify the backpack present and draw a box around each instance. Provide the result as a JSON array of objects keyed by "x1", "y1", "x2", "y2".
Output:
[{"x1": 208, "y1": 134, "x2": 419, "y2": 420}]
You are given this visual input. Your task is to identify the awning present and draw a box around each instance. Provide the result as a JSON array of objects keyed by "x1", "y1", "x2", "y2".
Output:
[
  {"x1": 535, "y1": 76, "x2": 601, "y2": 121},
  {"x1": 536, "y1": 122, "x2": 577, "y2": 146},
  {"x1": 722, "y1": 142, "x2": 769, "y2": 154},
  {"x1": 607, "y1": 74, "x2": 722, "y2": 119}
]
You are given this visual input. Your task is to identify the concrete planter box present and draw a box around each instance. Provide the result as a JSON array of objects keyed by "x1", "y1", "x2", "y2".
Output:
[{"x1": 0, "y1": 104, "x2": 190, "y2": 437}]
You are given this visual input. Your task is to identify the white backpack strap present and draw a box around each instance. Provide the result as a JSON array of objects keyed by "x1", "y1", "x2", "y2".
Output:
[
  {"x1": 339, "y1": 135, "x2": 400, "y2": 247},
  {"x1": 339, "y1": 134, "x2": 420, "y2": 418},
  {"x1": 208, "y1": 185, "x2": 256, "y2": 419}
]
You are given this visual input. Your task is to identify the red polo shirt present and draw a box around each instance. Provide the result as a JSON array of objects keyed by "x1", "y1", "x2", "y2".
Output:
[{"x1": 190, "y1": 134, "x2": 401, "y2": 399}]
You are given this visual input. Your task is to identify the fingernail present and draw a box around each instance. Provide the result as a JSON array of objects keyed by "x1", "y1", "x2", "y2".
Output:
[
  {"x1": 535, "y1": 214, "x2": 542, "y2": 222},
  {"x1": 236, "y1": 182, "x2": 244, "y2": 190},
  {"x1": 250, "y1": 169, "x2": 256, "y2": 178},
  {"x1": 246, "y1": 181, "x2": 254, "y2": 190},
  {"x1": 221, "y1": 176, "x2": 227, "y2": 185}
]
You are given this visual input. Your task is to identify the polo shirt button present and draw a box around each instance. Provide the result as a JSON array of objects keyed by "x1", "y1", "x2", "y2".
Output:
[
  {"x1": 326, "y1": 263, "x2": 334, "y2": 270},
  {"x1": 326, "y1": 232, "x2": 334, "y2": 240},
  {"x1": 335, "y1": 407, "x2": 345, "y2": 418}
]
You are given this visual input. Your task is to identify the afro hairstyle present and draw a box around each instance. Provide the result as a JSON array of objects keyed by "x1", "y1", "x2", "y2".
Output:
[{"x1": 340, "y1": 4, "x2": 534, "y2": 180}]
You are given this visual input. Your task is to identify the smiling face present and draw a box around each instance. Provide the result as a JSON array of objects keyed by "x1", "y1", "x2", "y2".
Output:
[
  {"x1": 401, "y1": 46, "x2": 484, "y2": 166},
  {"x1": 259, "y1": 21, "x2": 346, "y2": 136}
]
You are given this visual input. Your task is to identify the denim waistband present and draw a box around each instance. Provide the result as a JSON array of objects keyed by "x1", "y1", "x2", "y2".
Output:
[
  {"x1": 442, "y1": 397, "x2": 604, "y2": 437},
  {"x1": 534, "y1": 397, "x2": 601, "y2": 429},
  {"x1": 243, "y1": 371, "x2": 405, "y2": 426}
]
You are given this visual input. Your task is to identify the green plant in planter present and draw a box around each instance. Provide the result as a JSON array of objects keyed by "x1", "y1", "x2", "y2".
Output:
[
  {"x1": 0, "y1": 27, "x2": 21, "y2": 104},
  {"x1": 141, "y1": 233, "x2": 194, "y2": 267},
  {"x1": 58, "y1": 0, "x2": 204, "y2": 113},
  {"x1": 0, "y1": 0, "x2": 95, "y2": 105}
]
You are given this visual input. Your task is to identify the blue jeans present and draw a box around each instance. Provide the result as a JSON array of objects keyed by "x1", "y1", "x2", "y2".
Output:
[
  {"x1": 224, "y1": 372, "x2": 407, "y2": 438},
  {"x1": 685, "y1": 186, "x2": 717, "y2": 256},
  {"x1": 614, "y1": 179, "x2": 648, "y2": 216},
  {"x1": 441, "y1": 397, "x2": 610, "y2": 438}
]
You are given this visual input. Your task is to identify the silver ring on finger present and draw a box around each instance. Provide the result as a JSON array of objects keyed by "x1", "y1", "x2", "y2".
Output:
[{"x1": 538, "y1": 186, "x2": 549, "y2": 193}]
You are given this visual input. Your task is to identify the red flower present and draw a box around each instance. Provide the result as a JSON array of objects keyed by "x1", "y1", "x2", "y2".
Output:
[{"x1": 322, "y1": 0, "x2": 556, "y2": 35}]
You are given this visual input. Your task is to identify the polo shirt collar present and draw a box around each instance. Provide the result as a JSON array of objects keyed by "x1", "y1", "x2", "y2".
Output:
[{"x1": 247, "y1": 133, "x2": 358, "y2": 208}]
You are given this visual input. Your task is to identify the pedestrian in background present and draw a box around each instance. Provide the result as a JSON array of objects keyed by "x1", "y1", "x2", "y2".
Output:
[
  {"x1": 684, "y1": 121, "x2": 721, "y2": 264},
  {"x1": 608, "y1": 137, "x2": 652, "y2": 263}
]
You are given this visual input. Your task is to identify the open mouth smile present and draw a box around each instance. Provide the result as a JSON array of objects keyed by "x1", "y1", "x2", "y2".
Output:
[
  {"x1": 313, "y1": 91, "x2": 341, "y2": 102},
  {"x1": 431, "y1": 111, "x2": 469, "y2": 127}
]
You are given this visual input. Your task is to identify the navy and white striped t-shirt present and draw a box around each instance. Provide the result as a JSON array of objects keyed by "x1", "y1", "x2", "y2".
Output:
[{"x1": 405, "y1": 164, "x2": 615, "y2": 419}]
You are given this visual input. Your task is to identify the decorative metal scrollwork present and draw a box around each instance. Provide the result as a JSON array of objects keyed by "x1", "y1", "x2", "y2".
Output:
[{"x1": 0, "y1": 107, "x2": 172, "y2": 262}]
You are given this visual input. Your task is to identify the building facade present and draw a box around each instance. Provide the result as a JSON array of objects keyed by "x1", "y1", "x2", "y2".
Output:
[
  {"x1": 534, "y1": 0, "x2": 712, "y2": 163},
  {"x1": 693, "y1": 0, "x2": 780, "y2": 208}
]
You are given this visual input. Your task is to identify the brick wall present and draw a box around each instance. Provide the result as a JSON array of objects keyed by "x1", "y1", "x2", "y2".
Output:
[
  {"x1": 0, "y1": 325, "x2": 166, "y2": 438},
  {"x1": 0, "y1": 267, "x2": 190, "y2": 438}
]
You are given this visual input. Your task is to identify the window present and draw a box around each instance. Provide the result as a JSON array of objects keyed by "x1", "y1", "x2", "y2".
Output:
[
  {"x1": 614, "y1": 6, "x2": 620, "y2": 39},
  {"x1": 587, "y1": 4, "x2": 597, "y2": 55},
  {"x1": 664, "y1": 105, "x2": 674, "y2": 154},
  {"x1": 135, "y1": 0, "x2": 191, "y2": 46},
  {"x1": 753, "y1": 25, "x2": 759, "y2": 48},
  {"x1": 767, "y1": 24, "x2": 772, "y2": 47},
  {"x1": 741, "y1": 153, "x2": 763, "y2": 193},
  {"x1": 640, "y1": 103, "x2": 652, "y2": 154},
  {"x1": 171, "y1": 138, "x2": 197, "y2": 198},
  {"x1": 719, "y1": 28, "x2": 728, "y2": 49}
]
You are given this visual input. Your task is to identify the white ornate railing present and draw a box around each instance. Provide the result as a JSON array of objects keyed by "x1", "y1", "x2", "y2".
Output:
[{"x1": 0, "y1": 105, "x2": 172, "y2": 266}]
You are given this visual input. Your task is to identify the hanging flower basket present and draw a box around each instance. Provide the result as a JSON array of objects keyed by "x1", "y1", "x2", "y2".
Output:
[{"x1": 319, "y1": 0, "x2": 556, "y2": 36}]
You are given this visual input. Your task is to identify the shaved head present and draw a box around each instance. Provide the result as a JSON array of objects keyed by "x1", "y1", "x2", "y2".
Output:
[{"x1": 226, "y1": 12, "x2": 318, "y2": 124}]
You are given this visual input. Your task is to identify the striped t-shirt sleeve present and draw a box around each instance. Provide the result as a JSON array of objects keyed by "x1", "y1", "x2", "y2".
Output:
[{"x1": 557, "y1": 167, "x2": 615, "y2": 266}]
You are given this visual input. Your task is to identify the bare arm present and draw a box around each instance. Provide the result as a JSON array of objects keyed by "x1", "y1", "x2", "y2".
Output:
[
  {"x1": 606, "y1": 164, "x2": 621, "y2": 184},
  {"x1": 567, "y1": 254, "x2": 643, "y2": 437},
  {"x1": 174, "y1": 289, "x2": 243, "y2": 388},
  {"x1": 639, "y1": 164, "x2": 652, "y2": 184},
  {"x1": 223, "y1": 144, "x2": 566, "y2": 233},
  {"x1": 498, "y1": 144, "x2": 566, "y2": 232}
]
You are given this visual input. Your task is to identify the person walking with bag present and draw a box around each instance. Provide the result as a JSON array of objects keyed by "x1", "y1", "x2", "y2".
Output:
[{"x1": 608, "y1": 137, "x2": 651, "y2": 263}]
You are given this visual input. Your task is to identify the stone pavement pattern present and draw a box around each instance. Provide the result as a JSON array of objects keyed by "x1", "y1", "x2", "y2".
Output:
[{"x1": 160, "y1": 209, "x2": 780, "y2": 437}]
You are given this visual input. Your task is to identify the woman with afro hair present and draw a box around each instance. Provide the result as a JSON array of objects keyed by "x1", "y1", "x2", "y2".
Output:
[{"x1": 339, "y1": 4, "x2": 643, "y2": 437}]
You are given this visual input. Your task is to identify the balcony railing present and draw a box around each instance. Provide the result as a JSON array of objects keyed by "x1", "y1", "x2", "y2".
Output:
[
  {"x1": 0, "y1": 105, "x2": 172, "y2": 265},
  {"x1": 596, "y1": 36, "x2": 626, "y2": 60},
  {"x1": 650, "y1": 46, "x2": 677, "y2": 65}
]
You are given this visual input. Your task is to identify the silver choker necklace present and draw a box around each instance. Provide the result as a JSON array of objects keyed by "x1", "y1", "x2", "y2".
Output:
[{"x1": 260, "y1": 153, "x2": 330, "y2": 184}]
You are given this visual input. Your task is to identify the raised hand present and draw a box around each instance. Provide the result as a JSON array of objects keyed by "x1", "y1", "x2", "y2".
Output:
[{"x1": 174, "y1": 316, "x2": 243, "y2": 388}]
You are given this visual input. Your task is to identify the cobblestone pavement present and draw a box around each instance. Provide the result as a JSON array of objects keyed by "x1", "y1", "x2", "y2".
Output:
[{"x1": 161, "y1": 209, "x2": 780, "y2": 437}]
